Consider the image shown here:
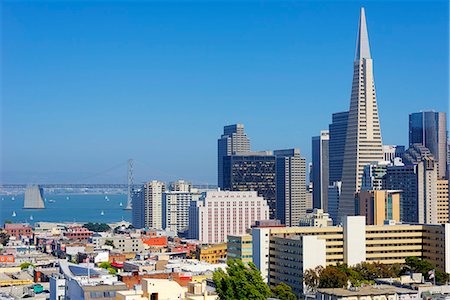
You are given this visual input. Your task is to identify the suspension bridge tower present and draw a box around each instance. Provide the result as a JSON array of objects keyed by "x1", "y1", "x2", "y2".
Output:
[{"x1": 125, "y1": 159, "x2": 134, "y2": 210}]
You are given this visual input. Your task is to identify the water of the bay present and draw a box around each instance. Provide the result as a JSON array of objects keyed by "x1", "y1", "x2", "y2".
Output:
[{"x1": 0, "y1": 194, "x2": 130, "y2": 225}]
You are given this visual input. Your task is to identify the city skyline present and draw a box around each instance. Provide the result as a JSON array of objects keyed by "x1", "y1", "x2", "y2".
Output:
[{"x1": 2, "y1": 1, "x2": 448, "y2": 184}]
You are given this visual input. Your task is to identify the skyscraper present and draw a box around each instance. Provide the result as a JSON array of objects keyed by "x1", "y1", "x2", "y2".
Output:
[
  {"x1": 384, "y1": 145, "x2": 438, "y2": 224},
  {"x1": 329, "y1": 111, "x2": 348, "y2": 183},
  {"x1": 218, "y1": 124, "x2": 251, "y2": 188},
  {"x1": 222, "y1": 152, "x2": 276, "y2": 218},
  {"x1": 339, "y1": 8, "x2": 384, "y2": 221},
  {"x1": 409, "y1": 111, "x2": 447, "y2": 179},
  {"x1": 132, "y1": 180, "x2": 166, "y2": 229},
  {"x1": 162, "y1": 180, "x2": 202, "y2": 233},
  {"x1": 312, "y1": 131, "x2": 329, "y2": 210},
  {"x1": 274, "y1": 148, "x2": 307, "y2": 226}
]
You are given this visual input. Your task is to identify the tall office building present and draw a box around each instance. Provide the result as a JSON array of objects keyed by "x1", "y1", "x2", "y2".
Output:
[
  {"x1": 360, "y1": 161, "x2": 390, "y2": 191},
  {"x1": 437, "y1": 179, "x2": 449, "y2": 224},
  {"x1": 312, "y1": 131, "x2": 329, "y2": 211},
  {"x1": 355, "y1": 190, "x2": 401, "y2": 225},
  {"x1": 222, "y1": 152, "x2": 276, "y2": 218},
  {"x1": 189, "y1": 191, "x2": 269, "y2": 244},
  {"x1": 218, "y1": 124, "x2": 251, "y2": 188},
  {"x1": 382, "y1": 145, "x2": 405, "y2": 163},
  {"x1": 329, "y1": 111, "x2": 348, "y2": 183},
  {"x1": 131, "y1": 180, "x2": 166, "y2": 229},
  {"x1": 384, "y1": 145, "x2": 438, "y2": 224},
  {"x1": 274, "y1": 149, "x2": 307, "y2": 226},
  {"x1": 409, "y1": 111, "x2": 447, "y2": 179},
  {"x1": 339, "y1": 8, "x2": 384, "y2": 221},
  {"x1": 162, "y1": 180, "x2": 202, "y2": 233},
  {"x1": 327, "y1": 181, "x2": 342, "y2": 224}
]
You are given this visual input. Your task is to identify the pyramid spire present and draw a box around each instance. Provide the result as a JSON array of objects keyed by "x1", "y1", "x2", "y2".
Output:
[{"x1": 355, "y1": 7, "x2": 371, "y2": 60}]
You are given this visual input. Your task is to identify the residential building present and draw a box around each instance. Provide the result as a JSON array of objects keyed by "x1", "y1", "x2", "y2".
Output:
[
  {"x1": 252, "y1": 217, "x2": 450, "y2": 296},
  {"x1": 59, "y1": 261, "x2": 127, "y2": 300},
  {"x1": 189, "y1": 191, "x2": 269, "y2": 244},
  {"x1": 227, "y1": 234, "x2": 252, "y2": 263},
  {"x1": 437, "y1": 179, "x2": 449, "y2": 224},
  {"x1": 355, "y1": 190, "x2": 401, "y2": 225},
  {"x1": 274, "y1": 148, "x2": 307, "y2": 226},
  {"x1": 132, "y1": 181, "x2": 166, "y2": 229},
  {"x1": 299, "y1": 209, "x2": 333, "y2": 227},
  {"x1": 63, "y1": 226, "x2": 93, "y2": 241},
  {"x1": 4, "y1": 223, "x2": 33, "y2": 239},
  {"x1": 312, "y1": 131, "x2": 329, "y2": 211},
  {"x1": 409, "y1": 111, "x2": 447, "y2": 179},
  {"x1": 218, "y1": 124, "x2": 251, "y2": 188},
  {"x1": 91, "y1": 235, "x2": 144, "y2": 253},
  {"x1": 163, "y1": 182, "x2": 202, "y2": 233},
  {"x1": 340, "y1": 8, "x2": 384, "y2": 221},
  {"x1": 222, "y1": 152, "x2": 276, "y2": 218},
  {"x1": 196, "y1": 243, "x2": 227, "y2": 264}
]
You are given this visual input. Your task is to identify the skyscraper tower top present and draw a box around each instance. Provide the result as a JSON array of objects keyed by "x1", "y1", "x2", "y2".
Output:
[{"x1": 355, "y1": 7, "x2": 371, "y2": 61}]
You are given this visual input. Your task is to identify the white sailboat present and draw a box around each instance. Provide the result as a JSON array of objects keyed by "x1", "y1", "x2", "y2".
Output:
[
  {"x1": 30, "y1": 215, "x2": 34, "y2": 221},
  {"x1": 11, "y1": 196, "x2": 15, "y2": 201},
  {"x1": 119, "y1": 202, "x2": 123, "y2": 207},
  {"x1": 66, "y1": 196, "x2": 70, "y2": 200},
  {"x1": 101, "y1": 210, "x2": 104, "y2": 216},
  {"x1": 12, "y1": 211, "x2": 16, "y2": 217}
]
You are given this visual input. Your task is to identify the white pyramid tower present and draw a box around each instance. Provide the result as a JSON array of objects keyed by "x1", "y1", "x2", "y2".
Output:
[{"x1": 338, "y1": 8, "x2": 384, "y2": 221}]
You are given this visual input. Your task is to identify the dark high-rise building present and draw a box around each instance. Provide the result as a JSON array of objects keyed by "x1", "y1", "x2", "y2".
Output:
[
  {"x1": 312, "y1": 131, "x2": 329, "y2": 211},
  {"x1": 218, "y1": 124, "x2": 251, "y2": 188},
  {"x1": 384, "y1": 145, "x2": 438, "y2": 224},
  {"x1": 274, "y1": 149, "x2": 307, "y2": 226},
  {"x1": 329, "y1": 111, "x2": 348, "y2": 183},
  {"x1": 222, "y1": 152, "x2": 276, "y2": 218},
  {"x1": 409, "y1": 111, "x2": 447, "y2": 179}
]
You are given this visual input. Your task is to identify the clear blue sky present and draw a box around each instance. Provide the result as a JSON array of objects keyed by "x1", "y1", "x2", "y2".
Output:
[{"x1": 1, "y1": 1, "x2": 448, "y2": 184}]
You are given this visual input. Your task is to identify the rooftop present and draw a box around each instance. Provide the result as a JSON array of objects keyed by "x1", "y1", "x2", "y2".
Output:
[{"x1": 318, "y1": 285, "x2": 417, "y2": 297}]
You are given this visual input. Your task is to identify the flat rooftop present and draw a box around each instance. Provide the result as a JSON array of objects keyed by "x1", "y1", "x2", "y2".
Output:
[{"x1": 318, "y1": 285, "x2": 417, "y2": 297}]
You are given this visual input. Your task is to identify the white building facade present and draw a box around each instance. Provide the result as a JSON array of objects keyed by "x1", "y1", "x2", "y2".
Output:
[{"x1": 189, "y1": 191, "x2": 269, "y2": 244}]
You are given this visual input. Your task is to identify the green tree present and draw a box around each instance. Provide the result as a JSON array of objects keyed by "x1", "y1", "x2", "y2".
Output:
[
  {"x1": 4, "y1": 220, "x2": 12, "y2": 224},
  {"x1": 271, "y1": 282, "x2": 296, "y2": 300},
  {"x1": 107, "y1": 267, "x2": 117, "y2": 274},
  {"x1": 20, "y1": 262, "x2": 35, "y2": 270},
  {"x1": 304, "y1": 266, "x2": 323, "y2": 293},
  {"x1": 318, "y1": 267, "x2": 348, "y2": 288},
  {"x1": 104, "y1": 240, "x2": 115, "y2": 248},
  {"x1": 83, "y1": 222, "x2": 111, "y2": 232},
  {"x1": 0, "y1": 232, "x2": 10, "y2": 246},
  {"x1": 213, "y1": 259, "x2": 271, "y2": 300},
  {"x1": 99, "y1": 262, "x2": 111, "y2": 269}
]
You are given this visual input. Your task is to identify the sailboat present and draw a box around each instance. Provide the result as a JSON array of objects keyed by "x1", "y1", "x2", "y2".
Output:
[
  {"x1": 11, "y1": 197, "x2": 15, "y2": 201},
  {"x1": 101, "y1": 210, "x2": 104, "y2": 216},
  {"x1": 30, "y1": 215, "x2": 33, "y2": 221},
  {"x1": 12, "y1": 211, "x2": 16, "y2": 217},
  {"x1": 66, "y1": 196, "x2": 70, "y2": 200},
  {"x1": 119, "y1": 202, "x2": 123, "y2": 207}
]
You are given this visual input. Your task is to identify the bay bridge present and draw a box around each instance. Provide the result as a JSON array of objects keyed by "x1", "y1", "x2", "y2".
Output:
[{"x1": 1, "y1": 159, "x2": 215, "y2": 209}]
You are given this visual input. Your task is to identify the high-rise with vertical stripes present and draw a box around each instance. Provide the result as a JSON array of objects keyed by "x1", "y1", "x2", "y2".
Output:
[{"x1": 338, "y1": 8, "x2": 383, "y2": 221}]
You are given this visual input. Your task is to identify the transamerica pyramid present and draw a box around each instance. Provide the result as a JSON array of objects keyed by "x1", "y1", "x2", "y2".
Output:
[{"x1": 338, "y1": 8, "x2": 384, "y2": 221}]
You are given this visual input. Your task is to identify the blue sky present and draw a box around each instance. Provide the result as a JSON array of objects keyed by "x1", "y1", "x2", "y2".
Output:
[{"x1": 1, "y1": 1, "x2": 448, "y2": 184}]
